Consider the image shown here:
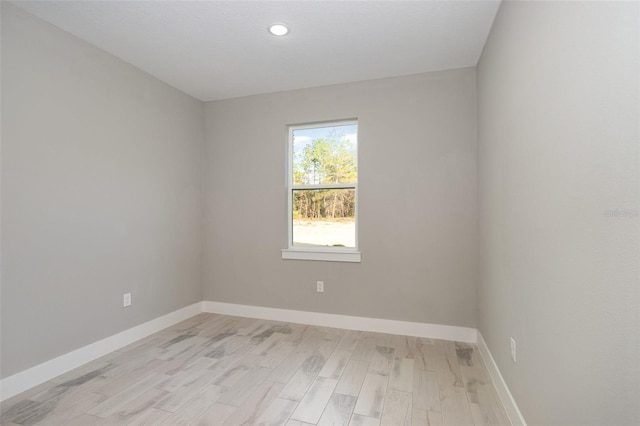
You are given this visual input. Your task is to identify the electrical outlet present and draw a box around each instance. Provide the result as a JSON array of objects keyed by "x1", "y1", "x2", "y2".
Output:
[
  {"x1": 510, "y1": 337, "x2": 517, "y2": 363},
  {"x1": 316, "y1": 281, "x2": 324, "y2": 292},
  {"x1": 123, "y1": 293, "x2": 132, "y2": 307}
]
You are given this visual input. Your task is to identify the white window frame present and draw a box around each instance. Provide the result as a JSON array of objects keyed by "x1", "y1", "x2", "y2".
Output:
[{"x1": 281, "y1": 119, "x2": 361, "y2": 262}]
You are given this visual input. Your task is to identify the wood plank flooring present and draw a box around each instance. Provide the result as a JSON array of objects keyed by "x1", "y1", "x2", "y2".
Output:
[{"x1": 0, "y1": 314, "x2": 510, "y2": 426}]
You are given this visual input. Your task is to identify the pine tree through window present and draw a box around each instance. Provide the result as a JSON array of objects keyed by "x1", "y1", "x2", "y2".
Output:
[{"x1": 283, "y1": 120, "x2": 360, "y2": 262}]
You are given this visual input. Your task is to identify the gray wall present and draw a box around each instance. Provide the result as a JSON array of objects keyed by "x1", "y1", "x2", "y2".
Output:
[
  {"x1": 203, "y1": 69, "x2": 478, "y2": 328},
  {"x1": 1, "y1": 3, "x2": 204, "y2": 378},
  {"x1": 477, "y1": 1, "x2": 639, "y2": 425},
  {"x1": 7, "y1": 4, "x2": 637, "y2": 422}
]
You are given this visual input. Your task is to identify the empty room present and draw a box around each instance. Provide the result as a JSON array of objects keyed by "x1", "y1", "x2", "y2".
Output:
[{"x1": 1, "y1": 0, "x2": 638, "y2": 425}]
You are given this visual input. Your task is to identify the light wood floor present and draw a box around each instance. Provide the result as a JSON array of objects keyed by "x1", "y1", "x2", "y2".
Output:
[{"x1": 1, "y1": 313, "x2": 510, "y2": 426}]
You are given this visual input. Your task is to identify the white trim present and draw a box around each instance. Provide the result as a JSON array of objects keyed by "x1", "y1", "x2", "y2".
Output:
[
  {"x1": 0, "y1": 302, "x2": 203, "y2": 402},
  {"x1": 1, "y1": 298, "x2": 524, "y2": 424},
  {"x1": 281, "y1": 248, "x2": 361, "y2": 262},
  {"x1": 292, "y1": 183, "x2": 357, "y2": 190},
  {"x1": 202, "y1": 301, "x2": 477, "y2": 343},
  {"x1": 477, "y1": 332, "x2": 527, "y2": 426}
]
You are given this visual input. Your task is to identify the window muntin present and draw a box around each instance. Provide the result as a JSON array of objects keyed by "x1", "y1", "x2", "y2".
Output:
[{"x1": 288, "y1": 121, "x2": 358, "y2": 253}]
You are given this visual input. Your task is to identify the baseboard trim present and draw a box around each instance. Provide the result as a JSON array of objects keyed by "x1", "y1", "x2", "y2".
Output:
[
  {"x1": 477, "y1": 332, "x2": 527, "y2": 426},
  {"x1": 1, "y1": 298, "x2": 525, "y2": 425},
  {"x1": 0, "y1": 302, "x2": 203, "y2": 402},
  {"x1": 202, "y1": 301, "x2": 477, "y2": 343}
]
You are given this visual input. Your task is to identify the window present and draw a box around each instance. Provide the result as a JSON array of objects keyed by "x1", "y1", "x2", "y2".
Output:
[{"x1": 282, "y1": 120, "x2": 361, "y2": 262}]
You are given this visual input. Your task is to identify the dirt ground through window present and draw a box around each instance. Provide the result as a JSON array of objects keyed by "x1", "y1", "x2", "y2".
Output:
[{"x1": 293, "y1": 219, "x2": 355, "y2": 247}]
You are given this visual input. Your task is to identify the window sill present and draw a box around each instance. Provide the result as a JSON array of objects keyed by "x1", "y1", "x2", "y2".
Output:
[{"x1": 281, "y1": 248, "x2": 361, "y2": 263}]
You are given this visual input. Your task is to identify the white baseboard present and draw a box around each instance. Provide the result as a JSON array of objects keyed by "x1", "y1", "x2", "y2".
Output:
[
  {"x1": 1, "y1": 298, "x2": 524, "y2": 426},
  {"x1": 477, "y1": 332, "x2": 527, "y2": 426},
  {"x1": 202, "y1": 301, "x2": 477, "y2": 343},
  {"x1": 0, "y1": 302, "x2": 203, "y2": 402}
]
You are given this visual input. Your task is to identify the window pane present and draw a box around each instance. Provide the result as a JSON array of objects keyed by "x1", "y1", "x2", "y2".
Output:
[
  {"x1": 292, "y1": 124, "x2": 357, "y2": 185},
  {"x1": 292, "y1": 188, "x2": 355, "y2": 248}
]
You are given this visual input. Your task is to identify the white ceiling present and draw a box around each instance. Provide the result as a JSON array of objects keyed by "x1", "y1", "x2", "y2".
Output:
[{"x1": 11, "y1": 0, "x2": 501, "y2": 102}]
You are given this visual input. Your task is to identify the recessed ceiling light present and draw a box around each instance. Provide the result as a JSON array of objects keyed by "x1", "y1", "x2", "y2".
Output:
[{"x1": 268, "y1": 23, "x2": 289, "y2": 36}]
